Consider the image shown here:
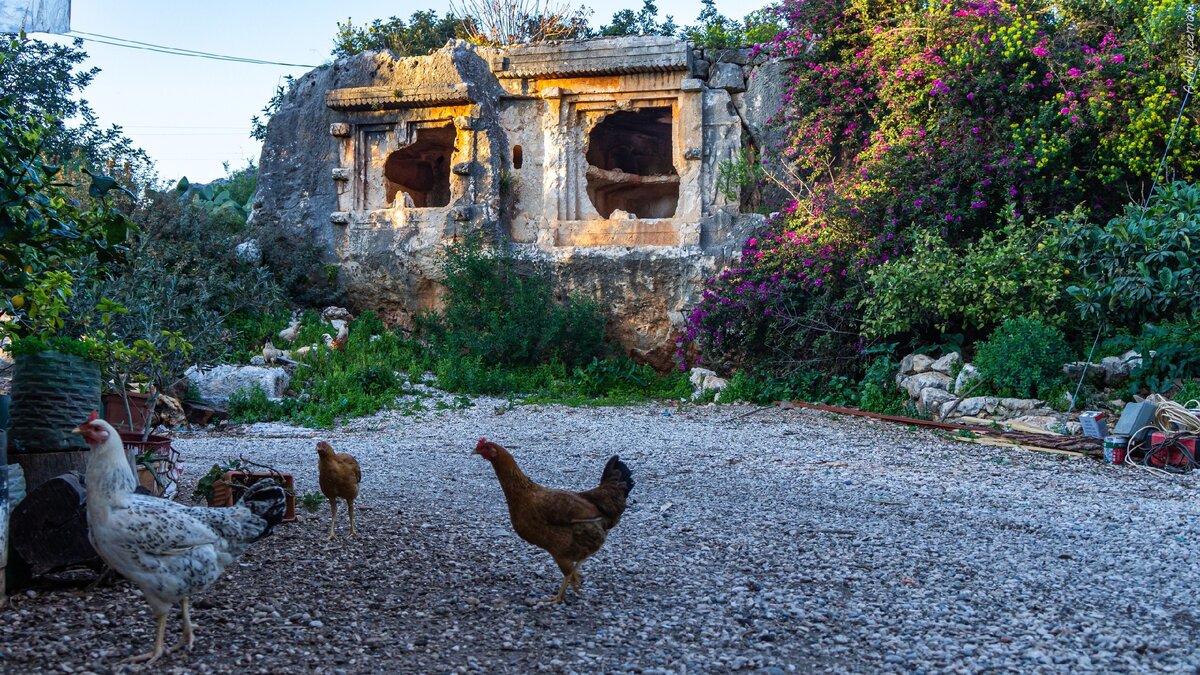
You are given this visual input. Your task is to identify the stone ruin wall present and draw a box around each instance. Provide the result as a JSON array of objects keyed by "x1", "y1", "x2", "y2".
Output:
[{"x1": 252, "y1": 37, "x2": 788, "y2": 369}]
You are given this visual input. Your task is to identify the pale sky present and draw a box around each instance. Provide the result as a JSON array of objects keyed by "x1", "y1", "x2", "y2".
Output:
[{"x1": 28, "y1": 0, "x2": 758, "y2": 184}]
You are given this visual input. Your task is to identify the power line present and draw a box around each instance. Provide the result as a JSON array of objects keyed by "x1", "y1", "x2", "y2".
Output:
[{"x1": 66, "y1": 30, "x2": 318, "y2": 68}]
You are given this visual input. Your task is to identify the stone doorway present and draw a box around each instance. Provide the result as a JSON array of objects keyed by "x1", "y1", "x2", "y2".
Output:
[
  {"x1": 584, "y1": 107, "x2": 679, "y2": 219},
  {"x1": 384, "y1": 125, "x2": 456, "y2": 208}
]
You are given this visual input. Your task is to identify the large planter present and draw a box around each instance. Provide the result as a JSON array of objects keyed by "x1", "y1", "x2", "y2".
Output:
[
  {"x1": 8, "y1": 350, "x2": 101, "y2": 455},
  {"x1": 102, "y1": 391, "x2": 153, "y2": 435}
]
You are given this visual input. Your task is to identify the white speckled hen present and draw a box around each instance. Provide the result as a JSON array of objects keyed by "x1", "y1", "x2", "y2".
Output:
[{"x1": 73, "y1": 413, "x2": 285, "y2": 664}]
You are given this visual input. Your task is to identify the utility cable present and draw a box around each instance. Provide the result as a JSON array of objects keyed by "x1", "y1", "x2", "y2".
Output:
[
  {"x1": 1144, "y1": 54, "x2": 1199, "y2": 207},
  {"x1": 66, "y1": 30, "x2": 317, "y2": 68}
]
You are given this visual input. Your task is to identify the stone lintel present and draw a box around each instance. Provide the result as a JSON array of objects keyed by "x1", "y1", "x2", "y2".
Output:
[
  {"x1": 493, "y1": 37, "x2": 689, "y2": 79},
  {"x1": 325, "y1": 84, "x2": 471, "y2": 111},
  {"x1": 555, "y1": 219, "x2": 681, "y2": 247}
]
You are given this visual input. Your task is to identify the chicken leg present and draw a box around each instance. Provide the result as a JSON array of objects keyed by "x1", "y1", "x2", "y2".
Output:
[
  {"x1": 169, "y1": 598, "x2": 195, "y2": 653},
  {"x1": 348, "y1": 500, "x2": 357, "y2": 537},
  {"x1": 124, "y1": 612, "x2": 168, "y2": 664},
  {"x1": 327, "y1": 498, "x2": 338, "y2": 540},
  {"x1": 541, "y1": 559, "x2": 579, "y2": 604}
]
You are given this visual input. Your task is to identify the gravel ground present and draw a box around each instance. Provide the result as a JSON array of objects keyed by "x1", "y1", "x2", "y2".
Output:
[{"x1": 3, "y1": 400, "x2": 1200, "y2": 674}]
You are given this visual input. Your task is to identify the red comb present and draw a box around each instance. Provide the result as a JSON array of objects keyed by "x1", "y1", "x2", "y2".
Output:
[
  {"x1": 475, "y1": 437, "x2": 488, "y2": 450},
  {"x1": 86, "y1": 411, "x2": 99, "y2": 423}
]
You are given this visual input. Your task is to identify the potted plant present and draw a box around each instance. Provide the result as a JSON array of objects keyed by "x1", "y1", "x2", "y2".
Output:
[
  {"x1": 193, "y1": 458, "x2": 295, "y2": 522},
  {"x1": 3, "y1": 271, "x2": 107, "y2": 455},
  {"x1": 192, "y1": 458, "x2": 245, "y2": 506}
]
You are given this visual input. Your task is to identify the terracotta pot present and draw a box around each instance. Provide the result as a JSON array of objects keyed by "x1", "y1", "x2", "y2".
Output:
[
  {"x1": 210, "y1": 470, "x2": 296, "y2": 523},
  {"x1": 102, "y1": 391, "x2": 153, "y2": 434}
]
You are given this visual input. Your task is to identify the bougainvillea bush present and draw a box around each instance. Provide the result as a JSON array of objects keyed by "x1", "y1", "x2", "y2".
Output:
[{"x1": 683, "y1": 0, "x2": 1196, "y2": 376}]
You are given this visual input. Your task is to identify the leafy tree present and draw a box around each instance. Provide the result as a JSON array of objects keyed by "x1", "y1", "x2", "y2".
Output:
[
  {"x1": 0, "y1": 90, "x2": 132, "y2": 295},
  {"x1": 600, "y1": 0, "x2": 677, "y2": 37},
  {"x1": 682, "y1": 0, "x2": 741, "y2": 48},
  {"x1": 0, "y1": 33, "x2": 153, "y2": 190},
  {"x1": 332, "y1": 11, "x2": 466, "y2": 59}
]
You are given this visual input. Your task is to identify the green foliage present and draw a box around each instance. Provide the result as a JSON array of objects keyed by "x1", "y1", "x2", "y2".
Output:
[
  {"x1": 298, "y1": 492, "x2": 327, "y2": 513},
  {"x1": 717, "y1": 149, "x2": 763, "y2": 202},
  {"x1": 682, "y1": 0, "x2": 743, "y2": 48},
  {"x1": 1173, "y1": 380, "x2": 1200, "y2": 406},
  {"x1": 192, "y1": 458, "x2": 245, "y2": 502},
  {"x1": 333, "y1": 11, "x2": 464, "y2": 58},
  {"x1": 719, "y1": 369, "x2": 857, "y2": 406},
  {"x1": 66, "y1": 166, "x2": 282, "y2": 388},
  {"x1": 1106, "y1": 320, "x2": 1200, "y2": 395},
  {"x1": 857, "y1": 356, "x2": 909, "y2": 415},
  {"x1": 176, "y1": 162, "x2": 258, "y2": 226},
  {"x1": 600, "y1": 0, "x2": 678, "y2": 37},
  {"x1": 0, "y1": 34, "x2": 152, "y2": 188},
  {"x1": 862, "y1": 206, "x2": 1069, "y2": 339},
  {"x1": 974, "y1": 317, "x2": 1071, "y2": 399},
  {"x1": 1062, "y1": 181, "x2": 1200, "y2": 330},
  {"x1": 229, "y1": 311, "x2": 431, "y2": 428},
  {"x1": 419, "y1": 233, "x2": 606, "y2": 369},
  {"x1": 0, "y1": 91, "x2": 132, "y2": 294}
]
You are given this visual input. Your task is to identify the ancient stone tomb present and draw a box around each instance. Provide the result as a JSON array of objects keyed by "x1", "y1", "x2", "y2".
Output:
[{"x1": 254, "y1": 36, "x2": 778, "y2": 366}]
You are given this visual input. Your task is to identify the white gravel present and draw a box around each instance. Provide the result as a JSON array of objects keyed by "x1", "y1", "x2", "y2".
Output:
[{"x1": 4, "y1": 400, "x2": 1199, "y2": 673}]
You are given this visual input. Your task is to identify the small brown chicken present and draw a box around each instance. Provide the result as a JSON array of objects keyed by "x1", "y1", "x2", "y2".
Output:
[
  {"x1": 316, "y1": 441, "x2": 361, "y2": 539},
  {"x1": 474, "y1": 438, "x2": 634, "y2": 603}
]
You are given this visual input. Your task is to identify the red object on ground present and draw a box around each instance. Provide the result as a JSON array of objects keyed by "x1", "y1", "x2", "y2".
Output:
[{"x1": 1147, "y1": 433, "x2": 1199, "y2": 470}]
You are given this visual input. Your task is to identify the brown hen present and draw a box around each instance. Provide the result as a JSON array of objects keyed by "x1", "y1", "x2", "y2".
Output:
[
  {"x1": 316, "y1": 440, "x2": 361, "y2": 539},
  {"x1": 474, "y1": 438, "x2": 633, "y2": 603}
]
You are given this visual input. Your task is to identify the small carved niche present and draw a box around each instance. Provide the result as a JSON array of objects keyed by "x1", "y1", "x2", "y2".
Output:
[
  {"x1": 384, "y1": 125, "x2": 456, "y2": 208},
  {"x1": 584, "y1": 107, "x2": 679, "y2": 219}
]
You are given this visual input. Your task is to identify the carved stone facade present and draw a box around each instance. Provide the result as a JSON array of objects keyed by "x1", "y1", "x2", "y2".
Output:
[{"x1": 253, "y1": 37, "x2": 783, "y2": 368}]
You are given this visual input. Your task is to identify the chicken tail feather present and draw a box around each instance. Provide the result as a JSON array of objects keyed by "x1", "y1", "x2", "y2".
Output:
[
  {"x1": 239, "y1": 480, "x2": 287, "y2": 540},
  {"x1": 600, "y1": 455, "x2": 634, "y2": 497}
]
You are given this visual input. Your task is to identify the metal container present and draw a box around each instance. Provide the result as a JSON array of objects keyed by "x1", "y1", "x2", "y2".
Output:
[
  {"x1": 1104, "y1": 435, "x2": 1129, "y2": 464},
  {"x1": 1079, "y1": 411, "x2": 1108, "y2": 439}
]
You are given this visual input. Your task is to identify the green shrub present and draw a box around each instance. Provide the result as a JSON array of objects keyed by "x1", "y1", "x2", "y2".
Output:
[
  {"x1": 1116, "y1": 320, "x2": 1200, "y2": 395},
  {"x1": 974, "y1": 317, "x2": 1071, "y2": 399},
  {"x1": 419, "y1": 233, "x2": 606, "y2": 369},
  {"x1": 857, "y1": 356, "x2": 909, "y2": 415},
  {"x1": 1174, "y1": 380, "x2": 1200, "y2": 406},
  {"x1": 862, "y1": 206, "x2": 1068, "y2": 340},
  {"x1": 1062, "y1": 181, "x2": 1200, "y2": 330}
]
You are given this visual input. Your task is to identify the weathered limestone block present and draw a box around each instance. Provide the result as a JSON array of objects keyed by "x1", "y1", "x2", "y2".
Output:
[
  {"x1": 899, "y1": 353, "x2": 935, "y2": 378},
  {"x1": 689, "y1": 367, "x2": 728, "y2": 400},
  {"x1": 900, "y1": 371, "x2": 953, "y2": 399},
  {"x1": 950, "y1": 396, "x2": 999, "y2": 418},
  {"x1": 708, "y1": 62, "x2": 746, "y2": 92},
  {"x1": 919, "y1": 387, "x2": 957, "y2": 415},
  {"x1": 954, "y1": 364, "x2": 981, "y2": 394},
  {"x1": 998, "y1": 398, "x2": 1044, "y2": 414},
  {"x1": 930, "y1": 352, "x2": 960, "y2": 375},
  {"x1": 185, "y1": 365, "x2": 290, "y2": 404}
]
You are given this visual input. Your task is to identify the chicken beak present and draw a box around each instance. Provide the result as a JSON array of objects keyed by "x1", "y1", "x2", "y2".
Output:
[{"x1": 70, "y1": 425, "x2": 84, "y2": 435}]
